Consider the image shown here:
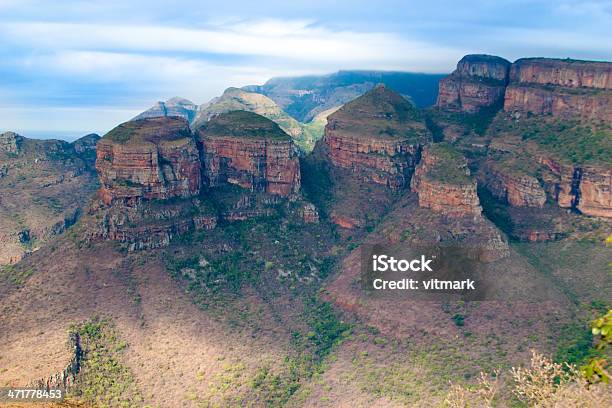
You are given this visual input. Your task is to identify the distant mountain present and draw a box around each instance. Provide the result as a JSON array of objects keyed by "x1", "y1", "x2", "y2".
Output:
[
  {"x1": 132, "y1": 97, "x2": 198, "y2": 122},
  {"x1": 194, "y1": 87, "x2": 333, "y2": 152},
  {"x1": 243, "y1": 70, "x2": 446, "y2": 122},
  {"x1": 193, "y1": 88, "x2": 302, "y2": 137}
]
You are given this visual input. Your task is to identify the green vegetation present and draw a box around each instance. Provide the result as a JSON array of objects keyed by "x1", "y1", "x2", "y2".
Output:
[
  {"x1": 424, "y1": 142, "x2": 472, "y2": 185},
  {"x1": 105, "y1": 117, "x2": 191, "y2": 144},
  {"x1": 202, "y1": 110, "x2": 291, "y2": 140},
  {"x1": 69, "y1": 317, "x2": 143, "y2": 407},
  {"x1": 494, "y1": 115, "x2": 612, "y2": 165},
  {"x1": 0, "y1": 264, "x2": 33, "y2": 286}
]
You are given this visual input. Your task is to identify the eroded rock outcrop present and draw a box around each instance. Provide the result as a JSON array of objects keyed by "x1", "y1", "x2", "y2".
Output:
[
  {"x1": 322, "y1": 85, "x2": 430, "y2": 190},
  {"x1": 504, "y1": 58, "x2": 612, "y2": 121},
  {"x1": 436, "y1": 55, "x2": 511, "y2": 113},
  {"x1": 197, "y1": 110, "x2": 300, "y2": 197},
  {"x1": 0, "y1": 131, "x2": 22, "y2": 154},
  {"x1": 411, "y1": 143, "x2": 481, "y2": 216},
  {"x1": 90, "y1": 198, "x2": 217, "y2": 250},
  {"x1": 480, "y1": 161, "x2": 546, "y2": 208},
  {"x1": 540, "y1": 157, "x2": 612, "y2": 217},
  {"x1": 96, "y1": 117, "x2": 201, "y2": 206}
]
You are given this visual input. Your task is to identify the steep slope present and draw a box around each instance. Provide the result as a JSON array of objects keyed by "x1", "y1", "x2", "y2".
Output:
[
  {"x1": 304, "y1": 85, "x2": 431, "y2": 231},
  {"x1": 197, "y1": 110, "x2": 301, "y2": 197},
  {"x1": 244, "y1": 70, "x2": 445, "y2": 122},
  {"x1": 132, "y1": 97, "x2": 198, "y2": 122},
  {"x1": 504, "y1": 58, "x2": 612, "y2": 121},
  {"x1": 431, "y1": 54, "x2": 612, "y2": 240},
  {"x1": 436, "y1": 54, "x2": 511, "y2": 113},
  {"x1": 0, "y1": 131, "x2": 99, "y2": 264}
]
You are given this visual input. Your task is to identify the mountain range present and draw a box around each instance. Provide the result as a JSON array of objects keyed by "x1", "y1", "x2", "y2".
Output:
[{"x1": 0, "y1": 56, "x2": 610, "y2": 407}]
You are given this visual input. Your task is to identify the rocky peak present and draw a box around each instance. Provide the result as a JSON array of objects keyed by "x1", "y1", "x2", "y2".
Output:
[
  {"x1": 436, "y1": 54, "x2": 511, "y2": 113},
  {"x1": 132, "y1": 97, "x2": 198, "y2": 122},
  {"x1": 96, "y1": 117, "x2": 201, "y2": 206},
  {"x1": 0, "y1": 131, "x2": 22, "y2": 154},
  {"x1": 72, "y1": 133, "x2": 100, "y2": 154},
  {"x1": 193, "y1": 87, "x2": 306, "y2": 147},
  {"x1": 322, "y1": 85, "x2": 430, "y2": 190},
  {"x1": 197, "y1": 111, "x2": 301, "y2": 197},
  {"x1": 456, "y1": 54, "x2": 512, "y2": 82},
  {"x1": 411, "y1": 143, "x2": 482, "y2": 216}
]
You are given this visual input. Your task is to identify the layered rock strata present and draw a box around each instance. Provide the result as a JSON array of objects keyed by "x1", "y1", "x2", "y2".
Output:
[
  {"x1": 436, "y1": 54, "x2": 511, "y2": 112},
  {"x1": 540, "y1": 157, "x2": 612, "y2": 217},
  {"x1": 411, "y1": 143, "x2": 482, "y2": 216},
  {"x1": 197, "y1": 110, "x2": 300, "y2": 197},
  {"x1": 96, "y1": 117, "x2": 201, "y2": 206},
  {"x1": 322, "y1": 85, "x2": 430, "y2": 190},
  {"x1": 503, "y1": 58, "x2": 612, "y2": 121},
  {"x1": 480, "y1": 161, "x2": 546, "y2": 208}
]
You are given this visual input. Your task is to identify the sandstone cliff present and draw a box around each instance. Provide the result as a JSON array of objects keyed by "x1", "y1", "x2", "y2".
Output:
[
  {"x1": 411, "y1": 143, "x2": 481, "y2": 216},
  {"x1": 540, "y1": 156, "x2": 612, "y2": 218},
  {"x1": 322, "y1": 84, "x2": 430, "y2": 190},
  {"x1": 197, "y1": 110, "x2": 300, "y2": 197},
  {"x1": 96, "y1": 117, "x2": 201, "y2": 206},
  {"x1": 436, "y1": 54, "x2": 511, "y2": 113},
  {"x1": 504, "y1": 58, "x2": 612, "y2": 121},
  {"x1": 480, "y1": 159, "x2": 546, "y2": 208}
]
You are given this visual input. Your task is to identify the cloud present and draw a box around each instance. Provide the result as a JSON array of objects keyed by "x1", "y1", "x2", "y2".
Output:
[{"x1": 0, "y1": 19, "x2": 460, "y2": 71}]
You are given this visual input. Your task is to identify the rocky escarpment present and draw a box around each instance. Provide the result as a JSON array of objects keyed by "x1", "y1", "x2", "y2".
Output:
[
  {"x1": 480, "y1": 159, "x2": 546, "y2": 208},
  {"x1": 92, "y1": 117, "x2": 213, "y2": 249},
  {"x1": 322, "y1": 85, "x2": 430, "y2": 190},
  {"x1": 503, "y1": 58, "x2": 612, "y2": 121},
  {"x1": 0, "y1": 132, "x2": 99, "y2": 264},
  {"x1": 90, "y1": 197, "x2": 217, "y2": 250},
  {"x1": 540, "y1": 157, "x2": 612, "y2": 218},
  {"x1": 411, "y1": 143, "x2": 481, "y2": 216},
  {"x1": 436, "y1": 54, "x2": 511, "y2": 113},
  {"x1": 96, "y1": 117, "x2": 201, "y2": 206},
  {"x1": 197, "y1": 110, "x2": 301, "y2": 197},
  {"x1": 91, "y1": 112, "x2": 310, "y2": 249}
]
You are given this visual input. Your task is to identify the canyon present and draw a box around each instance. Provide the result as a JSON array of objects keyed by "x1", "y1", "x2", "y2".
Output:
[{"x1": 1, "y1": 53, "x2": 611, "y2": 408}]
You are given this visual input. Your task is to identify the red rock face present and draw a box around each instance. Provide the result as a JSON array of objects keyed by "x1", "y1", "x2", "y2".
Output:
[
  {"x1": 540, "y1": 157, "x2": 612, "y2": 217},
  {"x1": 197, "y1": 110, "x2": 301, "y2": 198},
  {"x1": 200, "y1": 136, "x2": 300, "y2": 197},
  {"x1": 322, "y1": 85, "x2": 429, "y2": 190},
  {"x1": 436, "y1": 55, "x2": 511, "y2": 113},
  {"x1": 330, "y1": 212, "x2": 363, "y2": 229},
  {"x1": 577, "y1": 167, "x2": 612, "y2": 217},
  {"x1": 96, "y1": 118, "x2": 200, "y2": 206},
  {"x1": 509, "y1": 58, "x2": 612, "y2": 89},
  {"x1": 504, "y1": 58, "x2": 612, "y2": 121},
  {"x1": 323, "y1": 131, "x2": 421, "y2": 190},
  {"x1": 411, "y1": 145, "x2": 482, "y2": 216},
  {"x1": 481, "y1": 163, "x2": 546, "y2": 208},
  {"x1": 504, "y1": 85, "x2": 612, "y2": 121}
]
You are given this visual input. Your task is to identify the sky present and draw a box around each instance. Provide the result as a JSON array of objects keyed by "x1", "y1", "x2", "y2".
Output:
[{"x1": 1, "y1": 0, "x2": 611, "y2": 140}]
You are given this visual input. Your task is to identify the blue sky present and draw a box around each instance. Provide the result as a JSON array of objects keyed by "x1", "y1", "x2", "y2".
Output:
[{"x1": 1, "y1": 0, "x2": 611, "y2": 140}]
